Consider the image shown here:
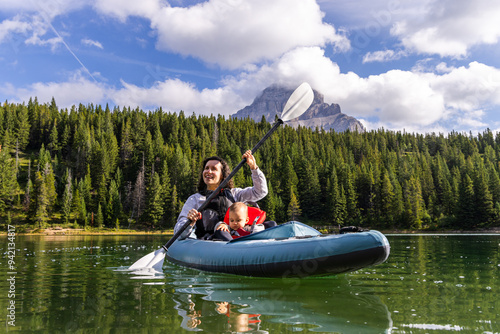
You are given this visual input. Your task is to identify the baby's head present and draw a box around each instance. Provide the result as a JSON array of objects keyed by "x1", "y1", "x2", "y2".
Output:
[{"x1": 228, "y1": 202, "x2": 249, "y2": 230}]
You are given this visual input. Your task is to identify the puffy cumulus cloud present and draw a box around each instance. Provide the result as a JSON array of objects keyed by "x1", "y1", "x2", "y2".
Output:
[
  {"x1": 425, "y1": 62, "x2": 500, "y2": 130},
  {"x1": 93, "y1": 0, "x2": 347, "y2": 69},
  {"x1": 429, "y1": 62, "x2": 500, "y2": 111},
  {"x1": 391, "y1": 0, "x2": 500, "y2": 57},
  {"x1": 341, "y1": 70, "x2": 446, "y2": 126},
  {"x1": 155, "y1": 0, "x2": 345, "y2": 69},
  {"x1": 1, "y1": 74, "x2": 244, "y2": 116},
  {"x1": 0, "y1": 15, "x2": 31, "y2": 43},
  {"x1": 221, "y1": 47, "x2": 445, "y2": 130},
  {"x1": 226, "y1": 47, "x2": 500, "y2": 132},
  {"x1": 1, "y1": 73, "x2": 107, "y2": 108},
  {"x1": 110, "y1": 78, "x2": 244, "y2": 116},
  {"x1": 93, "y1": 0, "x2": 161, "y2": 22}
]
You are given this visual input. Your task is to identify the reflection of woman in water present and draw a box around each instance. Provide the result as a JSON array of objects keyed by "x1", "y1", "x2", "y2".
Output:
[
  {"x1": 174, "y1": 294, "x2": 203, "y2": 330},
  {"x1": 215, "y1": 301, "x2": 262, "y2": 332},
  {"x1": 171, "y1": 273, "x2": 391, "y2": 333},
  {"x1": 186, "y1": 305, "x2": 201, "y2": 329},
  {"x1": 174, "y1": 293, "x2": 242, "y2": 332}
]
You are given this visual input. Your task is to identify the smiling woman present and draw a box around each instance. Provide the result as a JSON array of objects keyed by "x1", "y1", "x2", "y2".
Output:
[{"x1": 174, "y1": 150, "x2": 267, "y2": 241}]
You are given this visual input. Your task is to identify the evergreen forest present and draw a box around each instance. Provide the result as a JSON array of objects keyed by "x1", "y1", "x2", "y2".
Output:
[{"x1": 1, "y1": 98, "x2": 500, "y2": 231}]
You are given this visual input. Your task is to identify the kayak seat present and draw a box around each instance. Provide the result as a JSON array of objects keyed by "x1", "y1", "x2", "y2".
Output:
[{"x1": 223, "y1": 206, "x2": 267, "y2": 226}]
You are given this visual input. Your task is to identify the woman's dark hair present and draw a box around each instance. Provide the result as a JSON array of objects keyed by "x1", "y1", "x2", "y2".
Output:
[{"x1": 197, "y1": 156, "x2": 234, "y2": 192}]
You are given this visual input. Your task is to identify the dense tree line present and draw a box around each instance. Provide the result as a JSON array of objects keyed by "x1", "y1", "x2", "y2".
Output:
[{"x1": 1, "y1": 98, "x2": 500, "y2": 230}]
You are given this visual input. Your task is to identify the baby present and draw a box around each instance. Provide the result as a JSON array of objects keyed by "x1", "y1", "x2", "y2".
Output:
[{"x1": 214, "y1": 202, "x2": 264, "y2": 239}]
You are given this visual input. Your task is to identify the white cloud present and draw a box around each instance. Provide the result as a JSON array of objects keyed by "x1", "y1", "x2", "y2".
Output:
[
  {"x1": 94, "y1": 0, "x2": 347, "y2": 69},
  {"x1": 391, "y1": 0, "x2": 500, "y2": 57},
  {"x1": 0, "y1": 1, "x2": 88, "y2": 52},
  {"x1": 363, "y1": 49, "x2": 406, "y2": 63},
  {"x1": 224, "y1": 48, "x2": 500, "y2": 132},
  {"x1": 0, "y1": 13, "x2": 62, "y2": 51},
  {"x1": 110, "y1": 78, "x2": 243, "y2": 115},
  {"x1": 1, "y1": 72, "x2": 107, "y2": 108},
  {"x1": 0, "y1": 0, "x2": 83, "y2": 15},
  {"x1": 4, "y1": 51, "x2": 500, "y2": 134},
  {"x1": 82, "y1": 38, "x2": 103, "y2": 49},
  {"x1": 0, "y1": 16, "x2": 31, "y2": 43},
  {"x1": 3, "y1": 0, "x2": 500, "y2": 134},
  {"x1": 93, "y1": 0, "x2": 161, "y2": 22},
  {"x1": 219, "y1": 47, "x2": 444, "y2": 130},
  {"x1": 429, "y1": 62, "x2": 500, "y2": 112}
]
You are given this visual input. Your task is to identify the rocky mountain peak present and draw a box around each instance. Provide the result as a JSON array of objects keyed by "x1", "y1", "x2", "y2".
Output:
[{"x1": 233, "y1": 84, "x2": 364, "y2": 132}]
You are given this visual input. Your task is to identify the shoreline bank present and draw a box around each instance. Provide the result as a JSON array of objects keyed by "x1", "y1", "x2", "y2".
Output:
[{"x1": 2, "y1": 226, "x2": 500, "y2": 236}]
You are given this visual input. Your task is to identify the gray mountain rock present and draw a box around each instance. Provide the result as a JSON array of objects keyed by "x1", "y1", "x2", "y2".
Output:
[{"x1": 233, "y1": 85, "x2": 364, "y2": 132}]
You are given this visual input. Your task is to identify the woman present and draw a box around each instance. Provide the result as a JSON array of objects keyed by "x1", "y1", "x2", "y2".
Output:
[{"x1": 174, "y1": 150, "x2": 268, "y2": 240}]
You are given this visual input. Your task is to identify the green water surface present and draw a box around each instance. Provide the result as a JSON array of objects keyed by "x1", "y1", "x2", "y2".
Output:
[{"x1": 1, "y1": 234, "x2": 499, "y2": 333}]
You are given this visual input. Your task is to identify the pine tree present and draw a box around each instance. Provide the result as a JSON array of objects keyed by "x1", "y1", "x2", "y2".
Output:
[
  {"x1": 48, "y1": 119, "x2": 59, "y2": 154},
  {"x1": 96, "y1": 203, "x2": 104, "y2": 228},
  {"x1": 0, "y1": 148, "x2": 19, "y2": 212},
  {"x1": 33, "y1": 171, "x2": 49, "y2": 227},
  {"x1": 170, "y1": 184, "x2": 179, "y2": 227},
  {"x1": 73, "y1": 189, "x2": 84, "y2": 225},
  {"x1": 379, "y1": 170, "x2": 395, "y2": 225},
  {"x1": 281, "y1": 155, "x2": 298, "y2": 206},
  {"x1": 357, "y1": 163, "x2": 375, "y2": 222},
  {"x1": 159, "y1": 160, "x2": 173, "y2": 227},
  {"x1": 455, "y1": 174, "x2": 476, "y2": 228},
  {"x1": 120, "y1": 118, "x2": 134, "y2": 167},
  {"x1": 334, "y1": 185, "x2": 347, "y2": 226},
  {"x1": 81, "y1": 165, "x2": 92, "y2": 207},
  {"x1": 39, "y1": 162, "x2": 57, "y2": 215},
  {"x1": 62, "y1": 169, "x2": 73, "y2": 224},
  {"x1": 327, "y1": 170, "x2": 339, "y2": 225},
  {"x1": 15, "y1": 104, "x2": 30, "y2": 150},
  {"x1": 263, "y1": 182, "x2": 278, "y2": 222},
  {"x1": 342, "y1": 165, "x2": 358, "y2": 221},
  {"x1": 146, "y1": 172, "x2": 164, "y2": 229},
  {"x1": 298, "y1": 160, "x2": 321, "y2": 219},
  {"x1": 403, "y1": 175, "x2": 424, "y2": 229},
  {"x1": 132, "y1": 158, "x2": 146, "y2": 223},
  {"x1": 287, "y1": 189, "x2": 301, "y2": 221},
  {"x1": 473, "y1": 167, "x2": 494, "y2": 226},
  {"x1": 60, "y1": 123, "x2": 71, "y2": 156},
  {"x1": 106, "y1": 179, "x2": 122, "y2": 228},
  {"x1": 488, "y1": 164, "x2": 500, "y2": 207},
  {"x1": 80, "y1": 196, "x2": 88, "y2": 226}
]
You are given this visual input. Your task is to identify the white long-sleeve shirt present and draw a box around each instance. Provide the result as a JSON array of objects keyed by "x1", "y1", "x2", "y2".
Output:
[{"x1": 173, "y1": 168, "x2": 268, "y2": 239}]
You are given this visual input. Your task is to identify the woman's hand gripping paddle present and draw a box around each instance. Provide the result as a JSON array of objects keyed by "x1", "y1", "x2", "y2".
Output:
[{"x1": 127, "y1": 82, "x2": 314, "y2": 271}]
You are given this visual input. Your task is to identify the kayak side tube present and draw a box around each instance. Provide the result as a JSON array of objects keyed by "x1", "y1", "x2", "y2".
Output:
[{"x1": 166, "y1": 223, "x2": 390, "y2": 277}]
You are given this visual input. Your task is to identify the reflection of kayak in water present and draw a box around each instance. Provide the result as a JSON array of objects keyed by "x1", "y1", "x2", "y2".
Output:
[
  {"x1": 169, "y1": 272, "x2": 393, "y2": 333},
  {"x1": 167, "y1": 222, "x2": 390, "y2": 277}
]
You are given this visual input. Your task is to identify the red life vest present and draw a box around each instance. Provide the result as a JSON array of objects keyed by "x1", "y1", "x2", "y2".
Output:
[{"x1": 223, "y1": 206, "x2": 266, "y2": 239}]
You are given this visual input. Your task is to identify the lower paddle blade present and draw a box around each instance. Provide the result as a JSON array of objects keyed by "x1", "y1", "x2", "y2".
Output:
[
  {"x1": 128, "y1": 248, "x2": 166, "y2": 270},
  {"x1": 149, "y1": 248, "x2": 167, "y2": 271},
  {"x1": 281, "y1": 82, "x2": 314, "y2": 121}
]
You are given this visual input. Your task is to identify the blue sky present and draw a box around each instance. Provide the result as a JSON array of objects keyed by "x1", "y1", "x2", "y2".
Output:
[{"x1": 2, "y1": 0, "x2": 500, "y2": 134}]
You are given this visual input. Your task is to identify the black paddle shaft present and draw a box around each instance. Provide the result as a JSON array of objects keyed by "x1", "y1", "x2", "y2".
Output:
[{"x1": 162, "y1": 118, "x2": 284, "y2": 250}]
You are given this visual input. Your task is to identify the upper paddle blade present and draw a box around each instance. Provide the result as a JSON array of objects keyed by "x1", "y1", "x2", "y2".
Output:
[{"x1": 281, "y1": 82, "x2": 314, "y2": 121}]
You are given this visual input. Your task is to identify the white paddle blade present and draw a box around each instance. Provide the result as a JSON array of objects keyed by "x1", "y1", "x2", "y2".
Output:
[
  {"x1": 128, "y1": 247, "x2": 166, "y2": 270},
  {"x1": 281, "y1": 82, "x2": 314, "y2": 121}
]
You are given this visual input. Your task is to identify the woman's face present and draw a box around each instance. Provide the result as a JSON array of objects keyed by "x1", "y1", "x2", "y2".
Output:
[{"x1": 203, "y1": 160, "x2": 223, "y2": 190}]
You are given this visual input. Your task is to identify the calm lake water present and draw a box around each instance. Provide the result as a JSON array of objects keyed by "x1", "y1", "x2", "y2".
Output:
[{"x1": 1, "y1": 233, "x2": 499, "y2": 333}]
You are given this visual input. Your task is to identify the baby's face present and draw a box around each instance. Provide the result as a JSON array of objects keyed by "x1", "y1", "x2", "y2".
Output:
[{"x1": 228, "y1": 207, "x2": 248, "y2": 230}]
